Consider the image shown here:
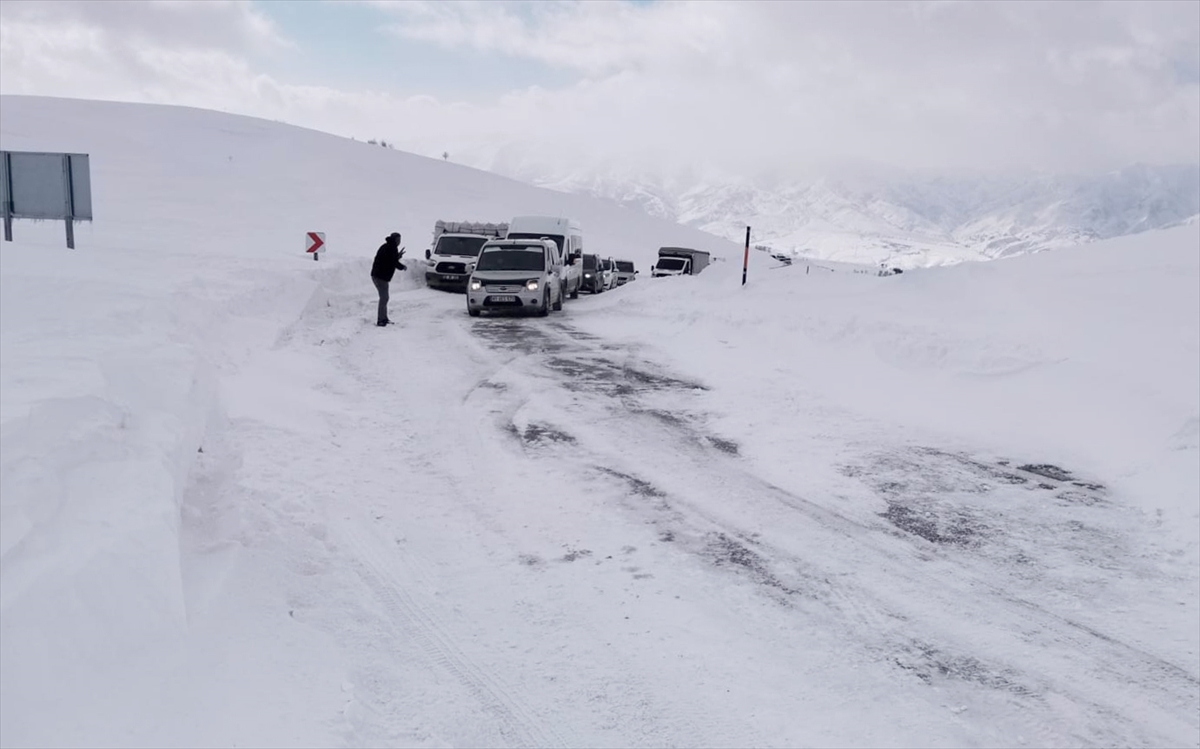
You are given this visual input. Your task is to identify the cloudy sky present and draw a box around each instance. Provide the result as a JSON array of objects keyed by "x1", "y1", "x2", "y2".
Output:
[{"x1": 1, "y1": 0, "x2": 1197, "y2": 181}]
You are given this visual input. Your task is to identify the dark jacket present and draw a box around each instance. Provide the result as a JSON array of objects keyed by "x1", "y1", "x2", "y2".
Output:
[{"x1": 371, "y1": 240, "x2": 406, "y2": 281}]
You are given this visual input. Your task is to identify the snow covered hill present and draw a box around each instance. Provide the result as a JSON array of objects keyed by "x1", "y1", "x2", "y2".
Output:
[
  {"x1": 472, "y1": 156, "x2": 1200, "y2": 269},
  {"x1": 1, "y1": 95, "x2": 1197, "y2": 748}
]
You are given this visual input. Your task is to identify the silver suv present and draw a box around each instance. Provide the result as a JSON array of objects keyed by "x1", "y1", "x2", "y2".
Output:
[{"x1": 467, "y1": 239, "x2": 564, "y2": 317}]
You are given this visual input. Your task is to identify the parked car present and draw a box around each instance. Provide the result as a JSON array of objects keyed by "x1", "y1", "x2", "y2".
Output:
[
  {"x1": 466, "y1": 239, "x2": 563, "y2": 317},
  {"x1": 580, "y1": 253, "x2": 605, "y2": 293},
  {"x1": 613, "y1": 259, "x2": 637, "y2": 286}
]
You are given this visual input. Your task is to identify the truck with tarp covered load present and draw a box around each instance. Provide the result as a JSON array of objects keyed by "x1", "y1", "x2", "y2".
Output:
[{"x1": 423, "y1": 220, "x2": 508, "y2": 292}]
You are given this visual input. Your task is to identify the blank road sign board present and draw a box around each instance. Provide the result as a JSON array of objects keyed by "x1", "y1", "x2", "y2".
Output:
[{"x1": 2, "y1": 151, "x2": 92, "y2": 247}]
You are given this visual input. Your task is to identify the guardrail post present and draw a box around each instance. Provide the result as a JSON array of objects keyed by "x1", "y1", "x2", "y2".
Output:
[{"x1": 742, "y1": 226, "x2": 750, "y2": 286}]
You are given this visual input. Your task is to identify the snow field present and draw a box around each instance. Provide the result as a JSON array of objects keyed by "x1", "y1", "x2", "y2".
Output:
[{"x1": 1, "y1": 96, "x2": 1197, "y2": 748}]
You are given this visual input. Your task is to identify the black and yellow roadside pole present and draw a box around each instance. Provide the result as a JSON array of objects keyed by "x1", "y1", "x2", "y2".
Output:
[{"x1": 741, "y1": 226, "x2": 751, "y2": 285}]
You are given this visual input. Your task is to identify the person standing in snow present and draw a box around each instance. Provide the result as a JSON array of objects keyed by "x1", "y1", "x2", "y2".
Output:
[{"x1": 371, "y1": 232, "x2": 407, "y2": 326}]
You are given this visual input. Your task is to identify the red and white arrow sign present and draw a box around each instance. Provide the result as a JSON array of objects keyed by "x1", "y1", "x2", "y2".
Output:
[{"x1": 306, "y1": 232, "x2": 326, "y2": 254}]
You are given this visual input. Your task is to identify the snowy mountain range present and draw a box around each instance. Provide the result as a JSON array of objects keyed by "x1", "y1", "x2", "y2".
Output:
[{"x1": 467, "y1": 156, "x2": 1200, "y2": 269}]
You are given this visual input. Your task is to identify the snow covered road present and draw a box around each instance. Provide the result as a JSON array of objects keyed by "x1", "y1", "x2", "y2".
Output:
[{"x1": 174, "y1": 265, "x2": 1197, "y2": 748}]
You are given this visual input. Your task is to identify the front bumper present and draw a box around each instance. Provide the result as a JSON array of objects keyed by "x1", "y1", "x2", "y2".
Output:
[
  {"x1": 467, "y1": 285, "x2": 546, "y2": 314},
  {"x1": 426, "y1": 271, "x2": 470, "y2": 291}
]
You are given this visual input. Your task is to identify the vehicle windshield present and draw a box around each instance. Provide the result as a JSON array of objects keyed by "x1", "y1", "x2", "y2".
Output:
[
  {"x1": 475, "y1": 247, "x2": 546, "y2": 272},
  {"x1": 615, "y1": 261, "x2": 634, "y2": 272},
  {"x1": 507, "y1": 232, "x2": 564, "y2": 253},
  {"x1": 582, "y1": 255, "x2": 598, "y2": 270},
  {"x1": 656, "y1": 257, "x2": 687, "y2": 271},
  {"x1": 601, "y1": 259, "x2": 612, "y2": 271},
  {"x1": 435, "y1": 235, "x2": 488, "y2": 257}
]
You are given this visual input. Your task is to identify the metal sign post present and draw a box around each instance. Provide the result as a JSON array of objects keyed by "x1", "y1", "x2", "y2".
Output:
[
  {"x1": 63, "y1": 154, "x2": 76, "y2": 249},
  {"x1": 2, "y1": 152, "x2": 12, "y2": 243}
]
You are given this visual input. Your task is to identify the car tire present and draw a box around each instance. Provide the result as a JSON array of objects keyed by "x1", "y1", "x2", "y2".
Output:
[
  {"x1": 468, "y1": 308, "x2": 480, "y2": 317},
  {"x1": 552, "y1": 288, "x2": 563, "y2": 311},
  {"x1": 539, "y1": 290, "x2": 550, "y2": 317}
]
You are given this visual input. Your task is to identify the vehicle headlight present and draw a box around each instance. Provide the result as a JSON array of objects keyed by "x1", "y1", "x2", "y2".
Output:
[
  {"x1": 525, "y1": 279, "x2": 539, "y2": 291},
  {"x1": 584, "y1": 273, "x2": 592, "y2": 278},
  {"x1": 469, "y1": 279, "x2": 482, "y2": 291}
]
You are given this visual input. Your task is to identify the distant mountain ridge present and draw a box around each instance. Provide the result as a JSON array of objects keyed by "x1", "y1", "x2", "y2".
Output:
[{"x1": 473, "y1": 158, "x2": 1200, "y2": 268}]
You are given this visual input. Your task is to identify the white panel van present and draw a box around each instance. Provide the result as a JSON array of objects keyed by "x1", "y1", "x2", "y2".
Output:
[{"x1": 506, "y1": 216, "x2": 583, "y2": 300}]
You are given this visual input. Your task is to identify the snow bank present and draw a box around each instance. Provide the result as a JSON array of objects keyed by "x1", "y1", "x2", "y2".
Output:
[{"x1": 0, "y1": 234, "x2": 334, "y2": 741}]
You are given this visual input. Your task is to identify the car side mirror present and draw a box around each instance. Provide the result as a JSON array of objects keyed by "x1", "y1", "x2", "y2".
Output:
[{"x1": 424, "y1": 249, "x2": 431, "y2": 260}]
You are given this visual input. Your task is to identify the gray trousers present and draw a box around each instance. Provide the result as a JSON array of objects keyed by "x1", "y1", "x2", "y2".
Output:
[{"x1": 372, "y1": 276, "x2": 389, "y2": 323}]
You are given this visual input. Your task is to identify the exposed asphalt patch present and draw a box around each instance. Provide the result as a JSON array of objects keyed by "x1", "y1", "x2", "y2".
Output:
[
  {"x1": 543, "y1": 356, "x2": 708, "y2": 398},
  {"x1": 705, "y1": 436, "x2": 740, "y2": 456},
  {"x1": 894, "y1": 640, "x2": 1035, "y2": 696},
  {"x1": 1056, "y1": 490, "x2": 1107, "y2": 507},
  {"x1": 597, "y1": 467, "x2": 669, "y2": 501},
  {"x1": 1018, "y1": 463, "x2": 1074, "y2": 482},
  {"x1": 842, "y1": 446, "x2": 1108, "y2": 549},
  {"x1": 561, "y1": 547, "x2": 593, "y2": 563},
  {"x1": 703, "y1": 532, "x2": 808, "y2": 597},
  {"x1": 518, "y1": 423, "x2": 576, "y2": 445},
  {"x1": 913, "y1": 448, "x2": 1030, "y2": 487},
  {"x1": 470, "y1": 320, "x2": 569, "y2": 355},
  {"x1": 882, "y1": 502, "x2": 983, "y2": 547},
  {"x1": 843, "y1": 448, "x2": 1010, "y2": 497},
  {"x1": 629, "y1": 407, "x2": 691, "y2": 429},
  {"x1": 518, "y1": 554, "x2": 545, "y2": 568}
]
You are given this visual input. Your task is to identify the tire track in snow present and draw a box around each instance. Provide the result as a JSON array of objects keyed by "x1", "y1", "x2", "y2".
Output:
[
  {"x1": 339, "y1": 521, "x2": 566, "y2": 749},
  {"x1": 479, "y1": 317, "x2": 1198, "y2": 748},
  {"x1": 437, "y1": 315, "x2": 777, "y2": 748},
  {"x1": 274, "y1": 287, "x2": 579, "y2": 748},
  {"x1": 595, "y1": 410, "x2": 1197, "y2": 747}
]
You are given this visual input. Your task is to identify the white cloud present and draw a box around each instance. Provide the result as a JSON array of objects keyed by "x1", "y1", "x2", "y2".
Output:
[
  {"x1": 0, "y1": 0, "x2": 289, "y2": 54},
  {"x1": 1, "y1": 0, "x2": 1196, "y2": 181}
]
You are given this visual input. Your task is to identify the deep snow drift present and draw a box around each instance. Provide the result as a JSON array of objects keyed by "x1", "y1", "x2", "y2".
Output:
[{"x1": 1, "y1": 96, "x2": 1197, "y2": 749}]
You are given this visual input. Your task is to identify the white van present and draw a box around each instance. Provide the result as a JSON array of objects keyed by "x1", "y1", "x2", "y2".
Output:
[{"x1": 506, "y1": 216, "x2": 583, "y2": 300}]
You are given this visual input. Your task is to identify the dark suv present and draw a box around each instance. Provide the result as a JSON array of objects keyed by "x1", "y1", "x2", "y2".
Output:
[{"x1": 580, "y1": 253, "x2": 605, "y2": 293}]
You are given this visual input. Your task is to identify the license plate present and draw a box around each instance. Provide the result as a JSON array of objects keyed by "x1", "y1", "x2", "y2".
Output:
[
  {"x1": 442, "y1": 275, "x2": 460, "y2": 282},
  {"x1": 490, "y1": 295, "x2": 518, "y2": 302}
]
